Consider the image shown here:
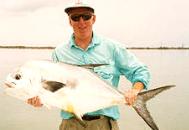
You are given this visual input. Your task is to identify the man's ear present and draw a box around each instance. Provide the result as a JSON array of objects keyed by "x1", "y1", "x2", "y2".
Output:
[
  {"x1": 92, "y1": 15, "x2": 96, "y2": 24},
  {"x1": 69, "y1": 17, "x2": 72, "y2": 26}
]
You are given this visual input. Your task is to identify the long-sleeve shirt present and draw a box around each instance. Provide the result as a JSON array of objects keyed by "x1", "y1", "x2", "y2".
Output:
[{"x1": 51, "y1": 33, "x2": 150, "y2": 120}]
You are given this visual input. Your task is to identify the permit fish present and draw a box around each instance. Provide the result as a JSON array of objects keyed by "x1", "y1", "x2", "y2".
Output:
[{"x1": 3, "y1": 60, "x2": 175, "y2": 130}]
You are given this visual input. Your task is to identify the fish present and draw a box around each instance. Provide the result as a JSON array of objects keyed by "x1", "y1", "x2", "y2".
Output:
[{"x1": 3, "y1": 60, "x2": 175, "y2": 130}]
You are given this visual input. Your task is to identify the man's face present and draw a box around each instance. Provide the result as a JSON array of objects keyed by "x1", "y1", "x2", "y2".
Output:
[{"x1": 68, "y1": 8, "x2": 96, "y2": 38}]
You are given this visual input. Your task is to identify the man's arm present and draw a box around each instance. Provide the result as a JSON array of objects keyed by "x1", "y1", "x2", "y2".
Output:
[{"x1": 113, "y1": 45, "x2": 150, "y2": 105}]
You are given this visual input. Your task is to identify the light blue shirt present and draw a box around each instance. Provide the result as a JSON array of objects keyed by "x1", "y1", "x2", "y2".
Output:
[{"x1": 52, "y1": 33, "x2": 150, "y2": 120}]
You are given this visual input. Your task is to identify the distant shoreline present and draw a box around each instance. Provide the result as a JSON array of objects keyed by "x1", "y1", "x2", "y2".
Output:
[
  {"x1": 0, "y1": 46, "x2": 54, "y2": 49},
  {"x1": 0, "y1": 45, "x2": 189, "y2": 50}
]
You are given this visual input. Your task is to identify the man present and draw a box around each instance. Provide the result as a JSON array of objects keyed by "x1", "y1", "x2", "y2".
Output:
[{"x1": 27, "y1": 2, "x2": 150, "y2": 130}]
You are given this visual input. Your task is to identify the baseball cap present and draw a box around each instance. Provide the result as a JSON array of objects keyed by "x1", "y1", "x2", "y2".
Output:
[{"x1": 64, "y1": 1, "x2": 94, "y2": 14}]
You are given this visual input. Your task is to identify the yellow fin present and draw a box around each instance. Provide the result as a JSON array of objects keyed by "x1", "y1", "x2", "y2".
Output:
[{"x1": 66, "y1": 104, "x2": 74, "y2": 113}]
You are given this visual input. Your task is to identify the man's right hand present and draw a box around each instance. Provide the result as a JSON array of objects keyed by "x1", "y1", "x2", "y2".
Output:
[{"x1": 27, "y1": 96, "x2": 43, "y2": 107}]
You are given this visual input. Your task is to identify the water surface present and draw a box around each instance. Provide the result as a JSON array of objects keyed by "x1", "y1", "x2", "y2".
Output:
[{"x1": 0, "y1": 49, "x2": 188, "y2": 130}]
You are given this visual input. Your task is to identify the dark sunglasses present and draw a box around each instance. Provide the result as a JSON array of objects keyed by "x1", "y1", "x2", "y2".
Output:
[{"x1": 70, "y1": 13, "x2": 93, "y2": 22}]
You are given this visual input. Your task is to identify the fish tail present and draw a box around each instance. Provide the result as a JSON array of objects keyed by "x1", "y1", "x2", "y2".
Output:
[{"x1": 132, "y1": 85, "x2": 175, "y2": 130}]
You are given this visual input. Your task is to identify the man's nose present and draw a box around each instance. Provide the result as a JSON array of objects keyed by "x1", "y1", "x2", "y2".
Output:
[{"x1": 78, "y1": 17, "x2": 85, "y2": 23}]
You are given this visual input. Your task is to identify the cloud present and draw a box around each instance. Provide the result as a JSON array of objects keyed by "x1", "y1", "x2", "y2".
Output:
[{"x1": 0, "y1": 0, "x2": 189, "y2": 47}]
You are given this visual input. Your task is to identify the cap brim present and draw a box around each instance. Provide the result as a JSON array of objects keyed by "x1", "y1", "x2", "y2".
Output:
[{"x1": 65, "y1": 6, "x2": 94, "y2": 14}]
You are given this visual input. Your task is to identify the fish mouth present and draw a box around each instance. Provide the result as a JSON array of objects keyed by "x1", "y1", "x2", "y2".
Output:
[{"x1": 4, "y1": 82, "x2": 15, "y2": 88}]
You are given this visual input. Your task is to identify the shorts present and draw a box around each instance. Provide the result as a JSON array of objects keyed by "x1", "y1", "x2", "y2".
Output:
[{"x1": 59, "y1": 116, "x2": 119, "y2": 130}]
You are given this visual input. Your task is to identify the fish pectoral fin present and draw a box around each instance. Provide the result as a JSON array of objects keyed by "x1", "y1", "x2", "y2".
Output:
[{"x1": 42, "y1": 80, "x2": 66, "y2": 92}]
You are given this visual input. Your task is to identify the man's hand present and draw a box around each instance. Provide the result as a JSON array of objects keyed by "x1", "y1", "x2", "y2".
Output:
[
  {"x1": 125, "y1": 82, "x2": 144, "y2": 106},
  {"x1": 27, "y1": 96, "x2": 43, "y2": 107}
]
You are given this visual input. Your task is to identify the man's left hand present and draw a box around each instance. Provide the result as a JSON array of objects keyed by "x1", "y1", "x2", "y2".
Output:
[
  {"x1": 124, "y1": 89, "x2": 140, "y2": 106},
  {"x1": 124, "y1": 82, "x2": 144, "y2": 106}
]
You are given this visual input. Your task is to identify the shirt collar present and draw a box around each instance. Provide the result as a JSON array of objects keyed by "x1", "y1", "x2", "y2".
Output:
[{"x1": 69, "y1": 32, "x2": 100, "y2": 49}]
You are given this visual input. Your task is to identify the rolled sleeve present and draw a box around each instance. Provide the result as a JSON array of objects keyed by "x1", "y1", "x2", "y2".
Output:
[{"x1": 114, "y1": 45, "x2": 150, "y2": 89}]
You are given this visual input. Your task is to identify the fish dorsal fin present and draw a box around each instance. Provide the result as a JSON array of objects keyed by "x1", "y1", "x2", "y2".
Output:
[
  {"x1": 41, "y1": 60, "x2": 109, "y2": 69},
  {"x1": 78, "y1": 64, "x2": 109, "y2": 69},
  {"x1": 42, "y1": 80, "x2": 66, "y2": 92}
]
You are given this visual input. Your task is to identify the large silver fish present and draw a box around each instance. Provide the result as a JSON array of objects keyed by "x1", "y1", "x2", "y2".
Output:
[{"x1": 3, "y1": 60, "x2": 175, "y2": 130}]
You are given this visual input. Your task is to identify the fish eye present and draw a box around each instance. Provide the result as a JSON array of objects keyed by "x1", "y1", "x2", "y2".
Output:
[{"x1": 15, "y1": 74, "x2": 21, "y2": 80}]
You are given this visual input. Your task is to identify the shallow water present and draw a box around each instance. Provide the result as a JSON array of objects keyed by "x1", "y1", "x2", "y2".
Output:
[{"x1": 0, "y1": 49, "x2": 188, "y2": 130}]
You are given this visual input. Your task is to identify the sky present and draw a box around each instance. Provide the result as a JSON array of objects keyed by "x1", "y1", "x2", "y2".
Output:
[{"x1": 0, "y1": 0, "x2": 189, "y2": 47}]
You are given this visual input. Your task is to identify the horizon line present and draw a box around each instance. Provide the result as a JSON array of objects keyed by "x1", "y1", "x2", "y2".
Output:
[{"x1": 0, "y1": 45, "x2": 189, "y2": 50}]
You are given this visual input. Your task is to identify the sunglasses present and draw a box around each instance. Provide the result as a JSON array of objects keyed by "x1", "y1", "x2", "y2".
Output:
[{"x1": 70, "y1": 13, "x2": 93, "y2": 22}]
